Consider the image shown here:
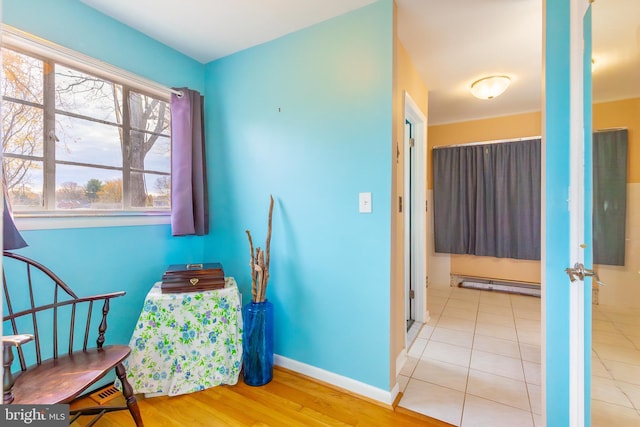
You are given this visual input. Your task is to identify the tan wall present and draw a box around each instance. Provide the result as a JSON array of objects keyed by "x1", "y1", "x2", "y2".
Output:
[
  {"x1": 426, "y1": 99, "x2": 640, "y2": 308},
  {"x1": 593, "y1": 98, "x2": 640, "y2": 308},
  {"x1": 390, "y1": 4, "x2": 428, "y2": 384}
]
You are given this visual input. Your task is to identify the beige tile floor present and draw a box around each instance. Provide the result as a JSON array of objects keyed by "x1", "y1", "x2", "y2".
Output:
[
  {"x1": 592, "y1": 303, "x2": 640, "y2": 427},
  {"x1": 398, "y1": 285, "x2": 640, "y2": 427}
]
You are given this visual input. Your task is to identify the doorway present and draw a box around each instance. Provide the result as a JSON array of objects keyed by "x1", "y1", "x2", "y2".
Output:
[{"x1": 404, "y1": 92, "x2": 427, "y2": 346}]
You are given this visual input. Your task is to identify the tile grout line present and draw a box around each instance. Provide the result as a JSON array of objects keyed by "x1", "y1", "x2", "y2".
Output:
[
  {"x1": 511, "y1": 294, "x2": 538, "y2": 427},
  {"x1": 458, "y1": 289, "x2": 482, "y2": 427}
]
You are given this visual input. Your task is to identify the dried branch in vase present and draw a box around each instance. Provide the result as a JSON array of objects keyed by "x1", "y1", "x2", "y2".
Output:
[{"x1": 245, "y1": 195, "x2": 275, "y2": 303}]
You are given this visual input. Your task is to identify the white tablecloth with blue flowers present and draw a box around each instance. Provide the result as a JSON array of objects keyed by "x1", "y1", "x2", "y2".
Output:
[{"x1": 117, "y1": 278, "x2": 243, "y2": 396}]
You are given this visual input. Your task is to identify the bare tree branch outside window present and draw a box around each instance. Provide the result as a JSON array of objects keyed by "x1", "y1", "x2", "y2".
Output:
[{"x1": 1, "y1": 47, "x2": 171, "y2": 213}]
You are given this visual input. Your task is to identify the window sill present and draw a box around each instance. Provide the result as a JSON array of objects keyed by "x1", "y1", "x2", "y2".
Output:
[{"x1": 15, "y1": 212, "x2": 171, "y2": 230}]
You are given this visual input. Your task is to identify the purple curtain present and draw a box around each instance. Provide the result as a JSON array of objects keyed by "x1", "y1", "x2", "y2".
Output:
[{"x1": 170, "y1": 88, "x2": 209, "y2": 236}]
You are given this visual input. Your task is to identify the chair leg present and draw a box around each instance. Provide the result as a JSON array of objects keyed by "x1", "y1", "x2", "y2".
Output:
[
  {"x1": 3, "y1": 344, "x2": 16, "y2": 404},
  {"x1": 115, "y1": 363, "x2": 144, "y2": 427}
]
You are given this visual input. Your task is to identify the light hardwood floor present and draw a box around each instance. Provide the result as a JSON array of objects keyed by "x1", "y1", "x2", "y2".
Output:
[{"x1": 70, "y1": 367, "x2": 453, "y2": 426}]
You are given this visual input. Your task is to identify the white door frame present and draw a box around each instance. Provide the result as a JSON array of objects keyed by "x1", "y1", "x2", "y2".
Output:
[
  {"x1": 567, "y1": 2, "x2": 591, "y2": 424},
  {"x1": 403, "y1": 92, "x2": 427, "y2": 338}
]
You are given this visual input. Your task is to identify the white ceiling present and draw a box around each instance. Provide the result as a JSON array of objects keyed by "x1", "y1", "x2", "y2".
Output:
[
  {"x1": 80, "y1": 0, "x2": 377, "y2": 63},
  {"x1": 81, "y1": 0, "x2": 640, "y2": 125}
]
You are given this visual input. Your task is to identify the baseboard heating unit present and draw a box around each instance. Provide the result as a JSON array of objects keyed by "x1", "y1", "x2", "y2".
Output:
[{"x1": 453, "y1": 276, "x2": 541, "y2": 297}]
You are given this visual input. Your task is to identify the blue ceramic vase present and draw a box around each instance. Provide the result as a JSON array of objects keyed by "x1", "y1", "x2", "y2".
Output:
[{"x1": 242, "y1": 300, "x2": 274, "y2": 386}]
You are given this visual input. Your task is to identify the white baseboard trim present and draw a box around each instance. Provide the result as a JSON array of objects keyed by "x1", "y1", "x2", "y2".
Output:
[{"x1": 274, "y1": 354, "x2": 398, "y2": 406}]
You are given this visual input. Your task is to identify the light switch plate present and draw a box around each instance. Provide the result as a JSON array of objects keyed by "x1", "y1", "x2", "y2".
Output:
[{"x1": 359, "y1": 192, "x2": 372, "y2": 213}]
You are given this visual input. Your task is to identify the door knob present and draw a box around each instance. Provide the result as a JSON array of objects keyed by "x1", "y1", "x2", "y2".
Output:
[{"x1": 564, "y1": 263, "x2": 607, "y2": 286}]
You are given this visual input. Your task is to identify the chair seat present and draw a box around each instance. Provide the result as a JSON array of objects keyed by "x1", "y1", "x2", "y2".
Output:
[{"x1": 12, "y1": 345, "x2": 131, "y2": 404}]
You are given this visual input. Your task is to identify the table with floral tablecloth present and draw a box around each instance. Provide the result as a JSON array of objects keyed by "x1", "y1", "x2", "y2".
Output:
[{"x1": 116, "y1": 278, "x2": 243, "y2": 396}]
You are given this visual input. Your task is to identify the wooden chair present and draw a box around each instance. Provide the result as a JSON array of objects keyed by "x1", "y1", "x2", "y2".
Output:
[{"x1": 2, "y1": 251, "x2": 143, "y2": 426}]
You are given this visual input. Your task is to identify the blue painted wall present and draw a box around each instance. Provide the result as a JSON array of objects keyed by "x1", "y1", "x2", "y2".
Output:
[
  {"x1": 544, "y1": 0, "x2": 571, "y2": 421},
  {"x1": 204, "y1": 1, "x2": 393, "y2": 389},
  {"x1": 3, "y1": 0, "x2": 207, "y2": 347},
  {"x1": 3, "y1": 0, "x2": 395, "y2": 391}
]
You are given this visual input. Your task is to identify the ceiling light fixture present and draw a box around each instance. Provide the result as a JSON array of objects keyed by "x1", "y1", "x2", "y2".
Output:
[{"x1": 470, "y1": 75, "x2": 511, "y2": 100}]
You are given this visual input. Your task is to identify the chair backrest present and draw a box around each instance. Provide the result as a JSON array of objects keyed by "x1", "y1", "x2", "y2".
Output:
[{"x1": 2, "y1": 251, "x2": 124, "y2": 372}]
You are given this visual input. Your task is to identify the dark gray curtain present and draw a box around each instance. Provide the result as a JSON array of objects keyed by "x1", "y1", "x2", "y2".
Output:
[
  {"x1": 170, "y1": 88, "x2": 209, "y2": 236},
  {"x1": 593, "y1": 129, "x2": 628, "y2": 265},
  {"x1": 433, "y1": 139, "x2": 541, "y2": 260}
]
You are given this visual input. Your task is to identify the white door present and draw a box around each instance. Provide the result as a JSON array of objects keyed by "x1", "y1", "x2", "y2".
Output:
[
  {"x1": 404, "y1": 118, "x2": 416, "y2": 332},
  {"x1": 543, "y1": 0, "x2": 593, "y2": 425},
  {"x1": 403, "y1": 92, "x2": 427, "y2": 341}
]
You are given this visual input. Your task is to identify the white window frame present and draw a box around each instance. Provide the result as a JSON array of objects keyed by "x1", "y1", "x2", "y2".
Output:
[{"x1": 2, "y1": 25, "x2": 177, "y2": 230}]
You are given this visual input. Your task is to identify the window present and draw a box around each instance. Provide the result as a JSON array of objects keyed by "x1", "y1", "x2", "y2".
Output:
[
  {"x1": 1, "y1": 47, "x2": 171, "y2": 215},
  {"x1": 593, "y1": 129, "x2": 628, "y2": 266},
  {"x1": 432, "y1": 138, "x2": 541, "y2": 260}
]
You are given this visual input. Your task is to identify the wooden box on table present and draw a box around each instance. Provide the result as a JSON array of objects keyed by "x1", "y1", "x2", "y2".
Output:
[{"x1": 161, "y1": 263, "x2": 225, "y2": 293}]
